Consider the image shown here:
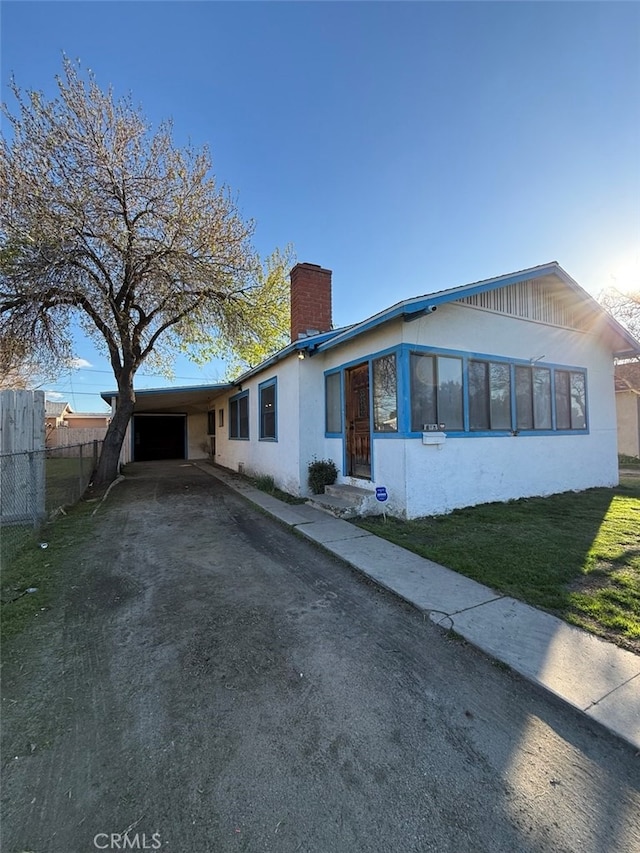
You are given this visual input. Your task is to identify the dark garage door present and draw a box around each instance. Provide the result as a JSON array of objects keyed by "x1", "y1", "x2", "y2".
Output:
[{"x1": 133, "y1": 414, "x2": 186, "y2": 461}]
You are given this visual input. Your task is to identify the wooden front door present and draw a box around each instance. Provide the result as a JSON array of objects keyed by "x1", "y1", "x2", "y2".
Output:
[{"x1": 346, "y1": 363, "x2": 371, "y2": 479}]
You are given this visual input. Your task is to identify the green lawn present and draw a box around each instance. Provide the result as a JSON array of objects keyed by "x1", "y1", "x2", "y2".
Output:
[
  {"x1": 1, "y1": 501, "x2": 96, "y2": 643},
  {"x1": 45, "y1": 455, "x2": 95, "y2": 513},
  {"x1": 1, "y1": 455, "x2": 96, "y2": 632},
  {"x1": 355, "y1": 477, "x2": 640, "y2": 653}
]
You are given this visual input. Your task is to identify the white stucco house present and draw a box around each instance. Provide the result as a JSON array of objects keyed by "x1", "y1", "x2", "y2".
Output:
[{"x1": 103, "y1": 261, "x2": 640, "y2": 519}]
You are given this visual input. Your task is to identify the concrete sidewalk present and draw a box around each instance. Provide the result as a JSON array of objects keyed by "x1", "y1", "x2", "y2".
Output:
[{"x1": 195, "y1": 462, "x2": 640, "y2": 751}]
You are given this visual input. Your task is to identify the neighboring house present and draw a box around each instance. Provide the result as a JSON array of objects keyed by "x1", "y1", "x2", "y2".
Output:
[
  {"x1": 64, "y1": 411, "x2": 111, "y2": 430},
  {"x1": 45, "y1": 402, "x2": 111, "y2": 449},
  {"x1": 615, "y1": 361, "x2": 640, "y2": 459},
  {"x1": 45, "y1": 400, "x2": 73, "y2": 435},
  {"x1": 103, "y1": 261, "x2": 640, "y2": 519}
]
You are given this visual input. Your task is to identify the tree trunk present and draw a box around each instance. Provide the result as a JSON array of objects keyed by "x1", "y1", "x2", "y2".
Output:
[{"x1": 93, "y1": 374, "x2": 136, "y2": 487}]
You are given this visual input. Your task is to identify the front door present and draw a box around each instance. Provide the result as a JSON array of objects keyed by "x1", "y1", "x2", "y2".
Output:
[{"x1": 345, "y1": 363, "x2": 371, "y2": 479}]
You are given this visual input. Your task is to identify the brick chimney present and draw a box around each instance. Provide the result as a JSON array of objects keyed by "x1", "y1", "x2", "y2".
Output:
[{"x1": 290, "y1": 263, "x2": 333, "y2": 342}]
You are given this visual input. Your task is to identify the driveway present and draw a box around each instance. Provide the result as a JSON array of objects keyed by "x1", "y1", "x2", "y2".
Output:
[{"x1": 1, "y1": 462, "x2": 639, "y2": 853}]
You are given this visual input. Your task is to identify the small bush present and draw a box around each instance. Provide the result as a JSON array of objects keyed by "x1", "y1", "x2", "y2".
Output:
[
  {"x1": 619, "y1": 454, "x2": 640, "y2": 468},
  {"x1": 254, "y1": 474, "x2": 276, "y2": 493},
  {"x1": 308, "y1": 458, "x2": 338, "y2": 495}
]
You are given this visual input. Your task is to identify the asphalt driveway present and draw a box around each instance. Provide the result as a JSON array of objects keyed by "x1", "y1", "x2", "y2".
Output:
[{"x1": 1, "y1": 461, "x2": 639, "y2": 853}]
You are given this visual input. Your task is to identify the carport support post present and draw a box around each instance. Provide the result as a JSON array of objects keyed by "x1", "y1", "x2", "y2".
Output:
[{"x1": 79, "y1": 442, "x2": 84, "y2": 497}]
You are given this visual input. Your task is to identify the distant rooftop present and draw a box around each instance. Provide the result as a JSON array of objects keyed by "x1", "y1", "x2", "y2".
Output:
[{"x1": 45, "y1": 401, "x2": 72, "y2": 417}]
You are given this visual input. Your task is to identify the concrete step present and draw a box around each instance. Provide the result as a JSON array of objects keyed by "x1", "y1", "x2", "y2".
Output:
[
  {"x1": 308, "y1": 483, "x2": 381, "y2": 519},
  {"x1": 324, "y1": 483, "x2": 373, "y2": 499},
  {"x1": 306, "y1": 491, "x2": 364, "y2": 520}
]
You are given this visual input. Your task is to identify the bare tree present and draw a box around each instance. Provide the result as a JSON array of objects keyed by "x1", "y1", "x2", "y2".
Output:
[
  {"x1": 0, "y1": 334, "x2": 31, "y2": 389},
  {"x1": 1, "y1": 58, "x2": 291, "y2": 484},
  {"x1": 600, "y1": 287, "x2": 640, "y2": 395}
]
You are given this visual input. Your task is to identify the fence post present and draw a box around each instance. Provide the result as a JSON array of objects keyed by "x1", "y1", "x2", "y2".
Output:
[
  {"x1": 28, "y1": 450, "x2": 45, "y2": 530},
  {"x1": 29, "y1": 451, "x2": 36, "y2": 529},
  {"x1": 79, "y1": 443, "x2": 84, "y2": 498}
]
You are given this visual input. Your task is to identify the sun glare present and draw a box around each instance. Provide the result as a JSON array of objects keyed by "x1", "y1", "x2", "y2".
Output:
[{"x1": 608, "y1": 252, "x2": 640, "y2": 295}]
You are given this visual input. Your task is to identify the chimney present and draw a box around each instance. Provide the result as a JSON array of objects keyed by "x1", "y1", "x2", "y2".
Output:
[{"x1": 290, "y1": 263, "x2": 333, "y2": 342}]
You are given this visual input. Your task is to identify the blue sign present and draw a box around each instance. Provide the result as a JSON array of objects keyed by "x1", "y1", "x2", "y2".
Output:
[{"x1": 375, "y1": 487, "x2": 388, "y2": 502}]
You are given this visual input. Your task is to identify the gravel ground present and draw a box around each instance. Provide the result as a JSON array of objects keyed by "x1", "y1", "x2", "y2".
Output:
[{"x1": 1, "y1": 461, "x2": 639, "y2": 853}]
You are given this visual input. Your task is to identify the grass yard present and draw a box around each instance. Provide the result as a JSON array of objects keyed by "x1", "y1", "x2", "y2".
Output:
[
  {"x1": 1, "y1": 500, "x2": 96, "y2": 643},
  {"x1": 355, "y1": 476, "x2": 640, "y2": 653},
  {"x1": 46, "y1": 455, "x2": 95, "y2": 513}
]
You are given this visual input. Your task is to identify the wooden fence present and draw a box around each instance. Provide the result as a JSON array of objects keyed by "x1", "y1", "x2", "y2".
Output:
[
  {"x1": 0, "y1": 390, "x2": 46, "y2": 525},
  {"x1": 0, "y1": 389, "x2": 45, "y2": 454},
  {"x1": 47, "y1": 426, "x2": 109, "y2": 451}
]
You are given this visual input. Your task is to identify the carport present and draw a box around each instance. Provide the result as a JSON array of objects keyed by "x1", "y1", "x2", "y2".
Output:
[
  {"x1": 101, "y1": 383, "x2": 232, "y2": 464},
  {"x1": 133, "y1": 413, "x2": 187, "y2": 461}
]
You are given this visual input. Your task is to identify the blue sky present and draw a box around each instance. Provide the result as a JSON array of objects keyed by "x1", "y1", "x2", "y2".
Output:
[{"x1": 2, "y1": 1, "x2": 639, "y2": 412}]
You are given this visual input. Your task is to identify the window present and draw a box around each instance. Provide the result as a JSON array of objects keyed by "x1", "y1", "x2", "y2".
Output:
[
  {"x1": 533, "y1": 368, "x2": 552, "y2": 429},
  {"x1": 229, "y1": 391, "x2": 249, "y2": 439},
  {"x1": 373, "y1": 354, "x2": 398, "y2": 432},
  {"x1": 555, "y1": 370, "x2": 586, "y2": 429},
  {"x1": 325, "y1": 372, "x2": 342, "y2": 433},
  {"x1": 406, "y1": 349, "x2": 587, "y2": 436},
  {"x1": 259, "y1": 378, "x2": 277, "y2": 440},
  {"x1": 218, "y1": 408, "x2": 224, "y2": 428},
  {"x1": 515, "y1": 367, "x2": 533, "y2": 429},
  {"x1": 469, "y1": 361, "x2": 511, "y2": 430},
  {"x1": 516, "y1": 366, "x2": 552, "y2": 430},
  {"x1": 207, "y1": 410, "x2": 216, "y2": 435},
  {"x1": 410, "y1": 353, "x2": 463, "y2": 431}
]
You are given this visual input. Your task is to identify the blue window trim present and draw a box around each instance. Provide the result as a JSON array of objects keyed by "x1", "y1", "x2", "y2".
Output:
[
  {"x1": 324, "y1": 342, "x2": 589, "y2": 442},
  {"x1": 324, "y1": 344, "x2": 404, "y2": 433},
  {"x1": 405, "y1": 345, "x2": 589, "y2": 437},
  {"x1": 258, "y1": 377, "x2": 278, "y2": 441},
  {"x1": 229, "y1": 389, "x2": 250, "y2": 440}
]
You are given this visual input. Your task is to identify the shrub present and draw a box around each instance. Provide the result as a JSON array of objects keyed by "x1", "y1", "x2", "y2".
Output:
[
  {"x1": 254, "y1": 474, "x2": 276, "y2": 493},
  {"x1": 619, "y1": 454, "x2": 640, "y2": 468},
  {"x1": 308, "y1": 458, "x2": 338, "y2": 495}
]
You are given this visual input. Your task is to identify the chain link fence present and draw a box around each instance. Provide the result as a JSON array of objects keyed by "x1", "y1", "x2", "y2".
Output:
[{"x1": 0, "y1": 441, "x2": 103, "y2": 567}]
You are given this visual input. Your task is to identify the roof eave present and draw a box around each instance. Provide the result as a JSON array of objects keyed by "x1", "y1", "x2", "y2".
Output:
[{"x1": 100, "y1": 382, "x2": 234, "y2": 403}]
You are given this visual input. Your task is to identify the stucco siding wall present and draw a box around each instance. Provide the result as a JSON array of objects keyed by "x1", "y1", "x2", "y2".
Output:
[
  {"x1": 65, "y1": 417, "x2": 109, "y2": 429},
  {"x1": 314, "y1": 303, "x2": 619, "y2": 517},
  {"x1": 187, "y1": 412, "x2": 209, "y2": 459},
  {"x1": 323, "y1": 321, "x2": 404, "y2": 371},
  {"x1": 403, "y1": 433, "x2": 612, "y2": 518},
  {"x1": 213, "y1": 358, "x2": 303, "y2": 495},
  {"x1": 206, "y1": 299, "x2": 621, "y2": 515},
  {"x1": 366, "y1": 438, "x2": 408, "y2": 517},
  {"x1": 616, "y1": 391, "x2": 640, "y2": 457},
  {"x1": 297, "y1": 357, "x2": 334, "y2": 494}
]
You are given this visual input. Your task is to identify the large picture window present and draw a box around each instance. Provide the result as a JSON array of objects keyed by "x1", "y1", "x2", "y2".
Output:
[
  {"x1": 259, "y1": 379, "x2": 277, "y2": 440},
  {"x1": 406, "y1": 348, "x2": 587, "y2": 435},
  {"x1": 229, "y1": 391, "x2": 249, "y2": 439},
  {"x1": 410, "y1": 353, "x2": 463, "y2": 431},
  {"x1": 373, "y1": 354, "x2": 398, "y2": 432}
]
